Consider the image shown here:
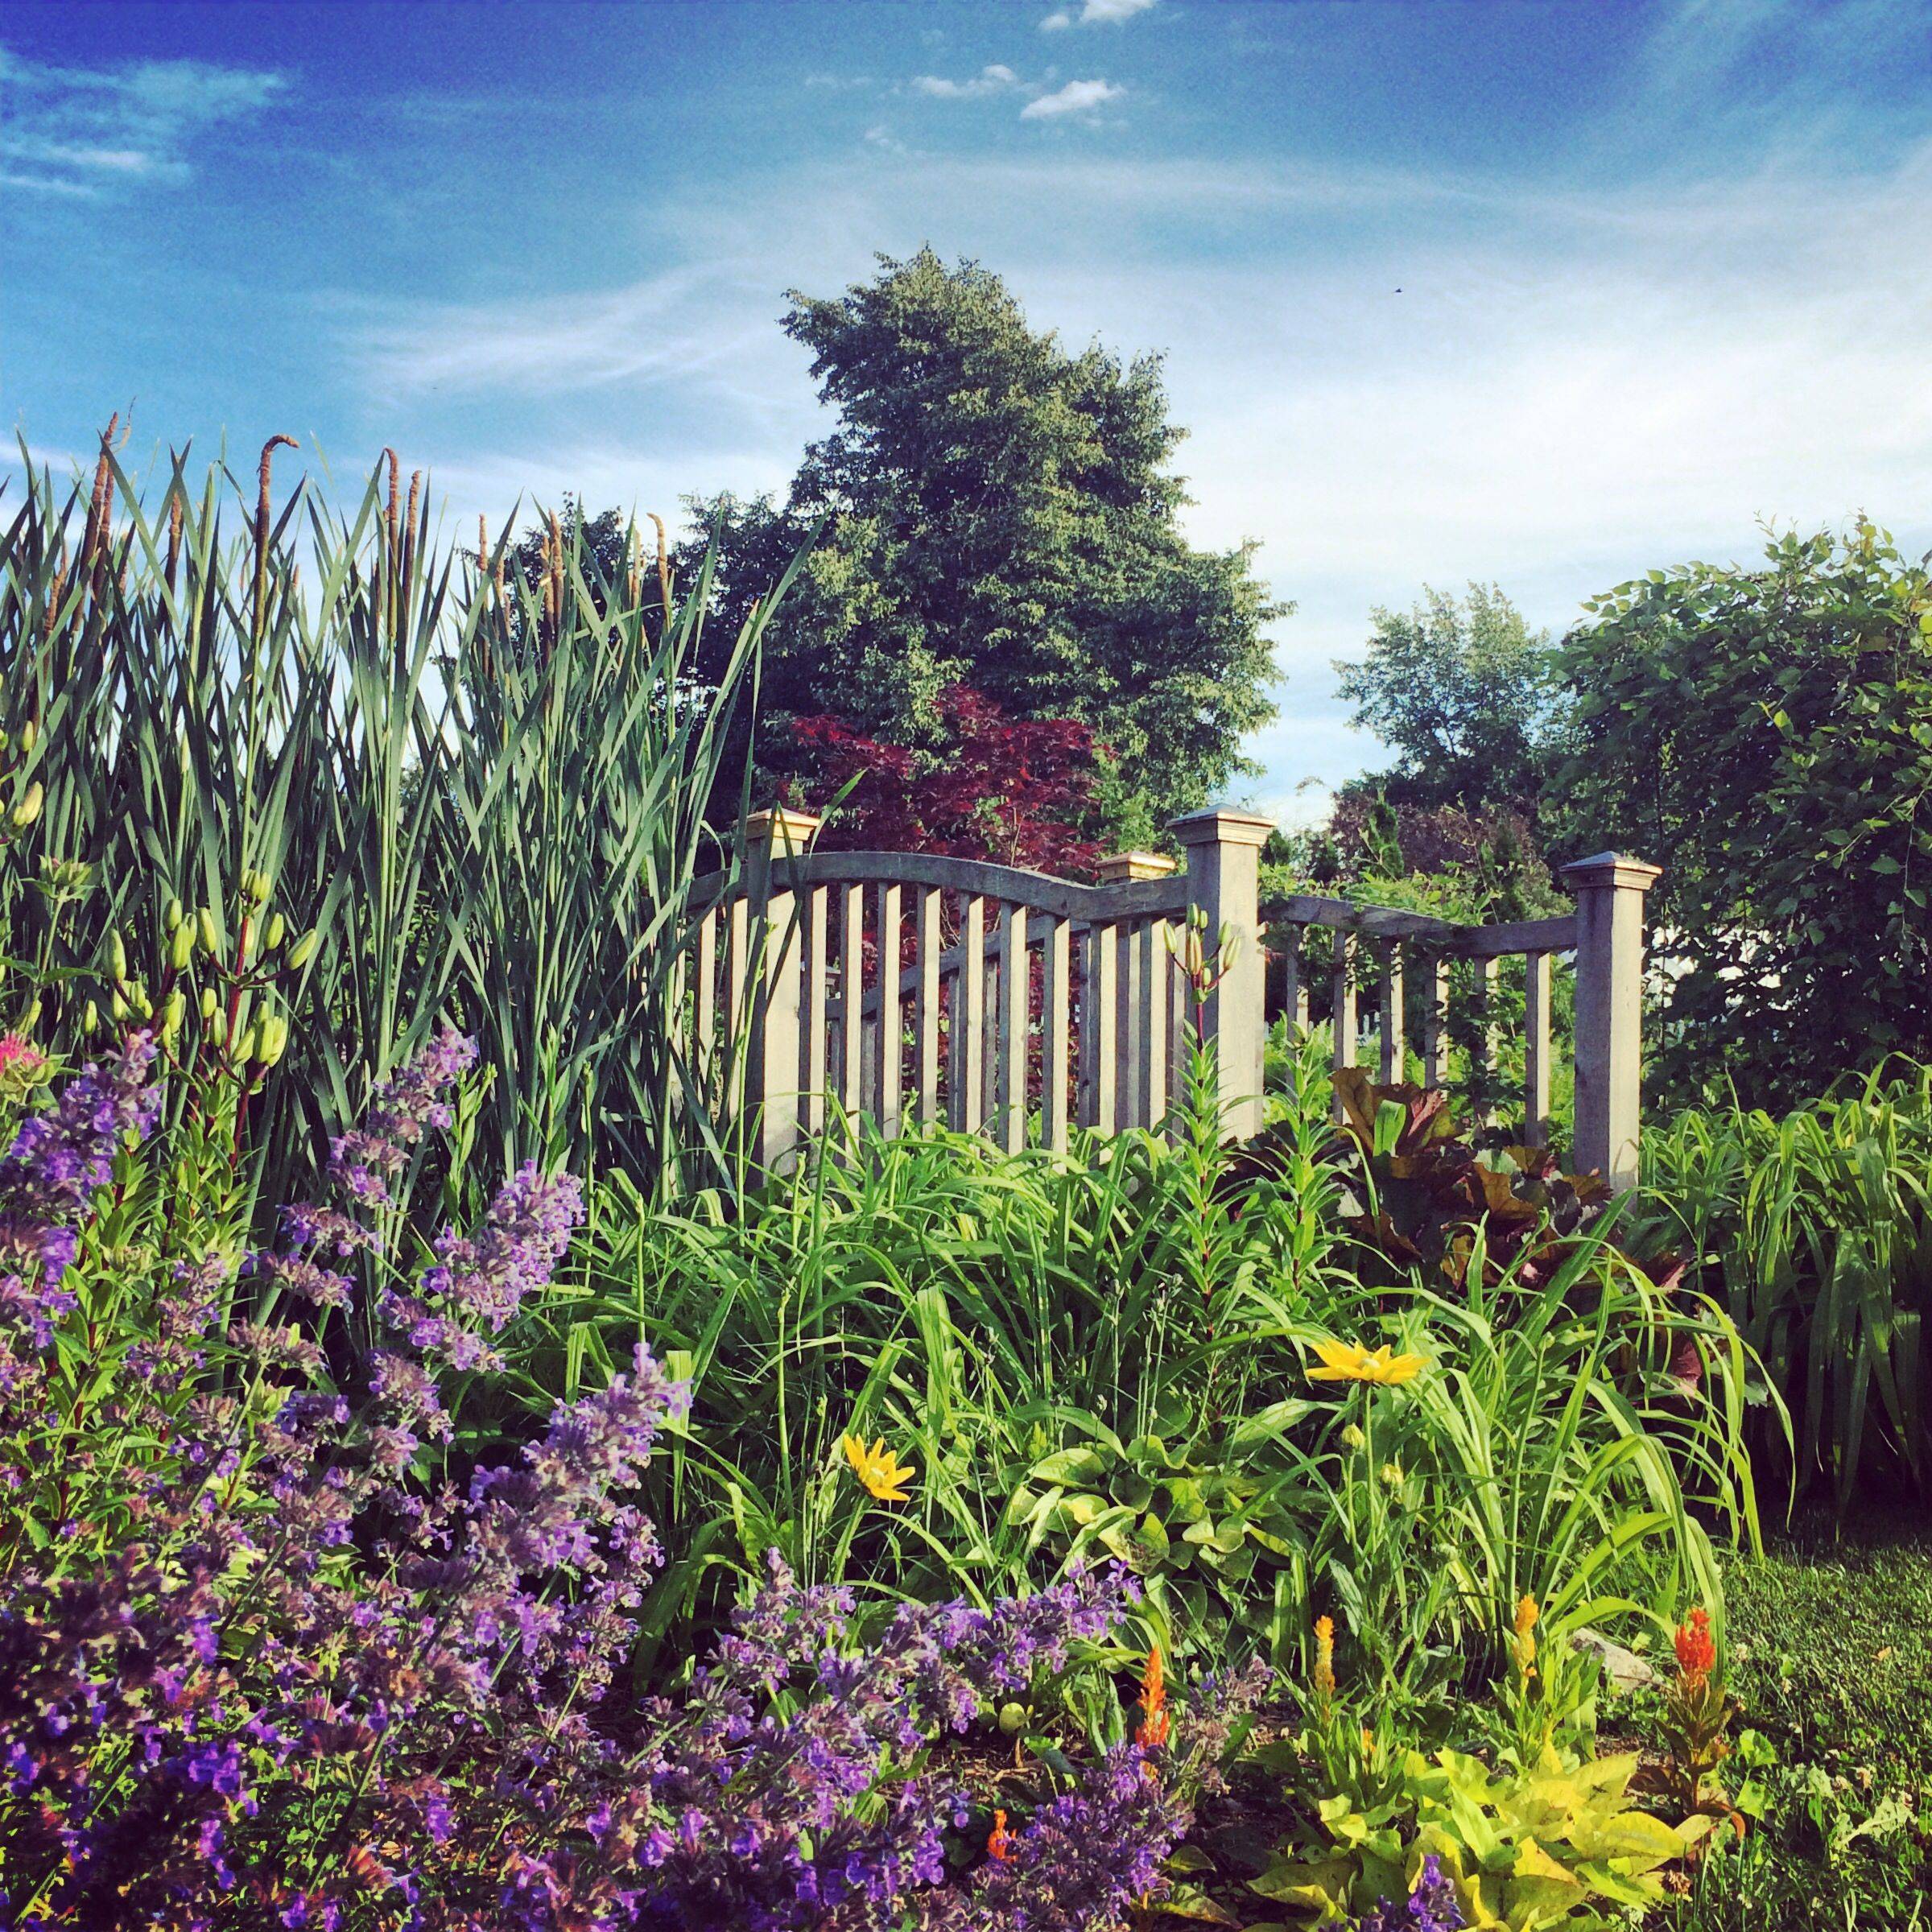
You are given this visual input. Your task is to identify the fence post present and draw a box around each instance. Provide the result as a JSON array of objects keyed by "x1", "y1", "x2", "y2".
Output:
[
  {"x1": 1096, "y1": 850, "x2": 1177, "y2": 1129},
  {"x1": 743, "y1": 805, "x2": 820, "y2": 1174},
  {"x1": 1561, "y1": 851, "x2": 1661, "y2": 1191},
  {"x1": 1170, "y1": 807, "x2": 1274, "y2": 1141}
]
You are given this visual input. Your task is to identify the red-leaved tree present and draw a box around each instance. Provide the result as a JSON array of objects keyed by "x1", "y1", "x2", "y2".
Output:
[{"x1": 786, "y1": 685, "x2": 1107, "y2": 878}]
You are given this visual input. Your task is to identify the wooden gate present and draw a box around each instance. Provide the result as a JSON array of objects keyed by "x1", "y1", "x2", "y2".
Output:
[{"x1": 687, "y1": 808, "x2": 1658, "y2": 1189}]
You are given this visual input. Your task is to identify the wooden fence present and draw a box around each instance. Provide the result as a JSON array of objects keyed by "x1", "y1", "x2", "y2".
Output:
[{"x1": 687, "y1": 806, "x2": 1660, "y2": 1189}]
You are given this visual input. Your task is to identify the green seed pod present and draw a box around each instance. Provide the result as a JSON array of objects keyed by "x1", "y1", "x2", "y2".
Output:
[
  {"x1": 997, "y1": 1703, "x2": 1027, "y2": 1736},
  {"x1": 165, "y1": 898, "x2": 184, "y2": 932},
  {"x1": 109, "y1": 931, "x2": 128, "y2": 982},
  {"x1": 200, "y1": 986, "x2": 219, "y2": 1021},
  {"x1": 10, "y1": 782, "x2": 43, "y2": 831},
  {"x1": 258, "y1": 1013, "x2": 289, "y2": 1066},
  {"x1": 286, "y1": 928, "x2": 319, "y2": 972},
  {"x1": 163, "y1": 989, "x2": 187, "y2": 1038},
  {"x1": 170, "y1": 923, "x2": 194, "y2": 971},
  {"x1": 196, "y1": 907, "x2": 221, "y2": 956},
  {"x1": 264, "y1": 911, "x2": 286, "y2": 952}
]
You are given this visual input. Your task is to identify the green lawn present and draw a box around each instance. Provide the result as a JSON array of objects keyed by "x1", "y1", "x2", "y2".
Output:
[{"x1": 1654, "y1": 1507, "x2": 1932, "y2": 1930}]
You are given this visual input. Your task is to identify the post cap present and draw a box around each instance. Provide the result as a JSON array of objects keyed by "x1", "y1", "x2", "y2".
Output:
[
  {"x1": 1096, "y1": 849, "x2": 1179, "y2": 882},
  {"x1": 1168, "y1": 806, "x2": 1277, "y2": 850},
  {"x1": 744, "y1": 806, "x2": 823, "y2": 852},
  {"x1": 1559, "y1": 852, "x2": 1662, "y2": 892}
]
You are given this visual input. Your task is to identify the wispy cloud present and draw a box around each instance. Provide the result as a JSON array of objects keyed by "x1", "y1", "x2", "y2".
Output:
[
  {"x1": 1020, "y1": 78, "x2": 1125, "y2": 120},
  {"x1": 911, "y1": 64, "x2": 1019, "y2": 99},
  {"x1": 1042, "y1": 0, "x2": 1155, "y2": 28},
  {"x1": 0, "y1": 47, "x2": 286, "y2": 195}
]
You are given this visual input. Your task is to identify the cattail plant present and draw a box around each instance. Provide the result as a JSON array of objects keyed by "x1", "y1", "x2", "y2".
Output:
[{"x1": 0, "y1": 429, "x2": 796, "y2": 1240}]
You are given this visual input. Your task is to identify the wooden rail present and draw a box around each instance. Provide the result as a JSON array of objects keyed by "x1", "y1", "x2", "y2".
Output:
[{"x1": 687, "y1": 809, "x2": 1659, "y2": 1191}]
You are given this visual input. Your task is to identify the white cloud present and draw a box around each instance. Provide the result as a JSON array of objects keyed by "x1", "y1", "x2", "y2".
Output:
[
  {"x1": 1042, "y1": 0, "x2": 1155, "y2": 27},
  {"x1": 0, "y1": 50, "x2": 285, "y2": 193},
  {"x1": 1019, "y1": 78, "x2": 1125, "y2": 120},
  {"x1": 911, "y1": 64, "x2": 1019, "y2": 99}
]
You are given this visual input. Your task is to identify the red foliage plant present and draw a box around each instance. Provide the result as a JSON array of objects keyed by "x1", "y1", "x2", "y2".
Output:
[{"x1": 786, "y1": 685, "x2": 1107, "y2": 878}]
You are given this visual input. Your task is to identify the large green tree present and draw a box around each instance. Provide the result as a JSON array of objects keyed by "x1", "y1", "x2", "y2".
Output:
[
  {"x1": 1335, "y1": 582, "x2": 1558, "y2": 812},
  {"x1": 1554, "y1": 521, "x2": 1932, "y2": 1105},
  {"x1": 683, "y1": 250, "x2": 1283, "y2": 831}
]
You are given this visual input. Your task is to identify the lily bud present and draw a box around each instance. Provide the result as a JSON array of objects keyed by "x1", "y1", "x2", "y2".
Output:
[
  {"x1": 109, "y1": 931, "x2": 128, "y2": 982},
  {"x1": 109, "y1": 989, "x2": 129, "y2": 1022},
  {"x1": 82, "y1": 999, "x2": 99, "y2": 1033},
  {"x1": 264, "y1": 911, "x2": 286, "y2": 952},
  {"x1": 163, "y1": 990, "x2": 186, "y2": 1038},
  {"x1": 170, "y1": 924, "x2": 194, "y2": 971},
  {"x1": 196, "y1": 907, "x2": 221, "y2": 956},
  {"x1": 242, "y1": 868, "x2": 272, "y2": 906},
  {"x1": 19, "y1": 720, "x2": 35, "y2": 756},
  {"x1": 232, "y1": 1020, "x2": 258, "y2": 1063},
  {"x1": 165, "y1": 898, "x2": 184, "y2": 932},
  {"x1": 208, "y1": 1008, "x2": 229, "y2": 1048},
  {"x1": 200, "y1": 986, "x2": 218, "y2": 1021},
  {"x1": 286, "y1": 927, "x2": 319, "y2": 972},
  {"x1": 257, "y1": 1013, "x2": 289, "y2": 1066},
  {"x1": 10, "y1": 782, "x2": 43, "y2": 831}
]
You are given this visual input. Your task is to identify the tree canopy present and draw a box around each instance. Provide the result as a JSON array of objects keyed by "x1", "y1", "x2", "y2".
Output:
[
  {"x1": 1335, "y1": 583, "x2": 1558, "y2": 813},
  {"x1": 1555, "y1": 521, "x2": 1932, "y2": 1104},
  {"x1": 682, "y1": 249, "x2": 1283, "y2": 832}
]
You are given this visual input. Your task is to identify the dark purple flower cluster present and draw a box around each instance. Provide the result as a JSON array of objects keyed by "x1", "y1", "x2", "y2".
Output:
[
  {"x1": 1354, "y1": 1855, "x2": 1466, "y2": 1932},
  {"x1": 0, "y1": 1025, "x2": 1192, "y2": 1932},
  {"x1": 0, "y1": 1031, "x2": 159, "y2": 1354}
]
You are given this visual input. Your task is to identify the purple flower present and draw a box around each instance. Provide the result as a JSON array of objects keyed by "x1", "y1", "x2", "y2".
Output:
[{"x1": 1355, "y1": 1855, "x2": 1468, "y2": 1932}]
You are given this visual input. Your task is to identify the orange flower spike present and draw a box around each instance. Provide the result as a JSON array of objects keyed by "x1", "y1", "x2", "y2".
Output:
[
  {"x1": 1513, "y1": 1592, "x2": 1539, "y2": 1675},
  {"x1": 1135, "y1": 1644, "x2": 1170, "y2": 1749},
  {"x1": 1674, "y1": 1607, "x2": 1716, "y2": 1683},
  {"x1": 1314, "y1": 1614, "x2": 1337, "y2": 1707},
  {"x1": 986, "y1": 1810, "x2": 1013, "y2": 1863}
]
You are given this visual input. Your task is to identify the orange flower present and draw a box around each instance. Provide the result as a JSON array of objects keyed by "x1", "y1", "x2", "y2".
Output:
[
  {"x1": 1314, "y1": 1614, "x2": 1336, "y2": 1707},
  {"x1": 1135, "y1": 1644, "x2": 1170, "y2": 1749},
  {"x1": 1513, "y1": 1592, "x2": 1539, "y2": 1675},
  {"x1": 986, "y1": 1809, "x2": 1013, "y2": 1862},
  {"x1": 1674, "y1": 1607, "x2": 1716, "y2": 1682}
]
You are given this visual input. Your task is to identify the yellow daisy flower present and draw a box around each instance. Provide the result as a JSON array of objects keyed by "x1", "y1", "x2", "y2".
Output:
[
  {"x1": 1307, "y1": 1338, "x2": 1426, "y2": 1386},
  {"x1": 841, "y1": 1433, "x2": 916, "y2": 1503}
]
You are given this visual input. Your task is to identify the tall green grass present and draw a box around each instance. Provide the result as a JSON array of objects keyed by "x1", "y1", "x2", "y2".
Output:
[
  {"x1": 1638, "y1": 1062, "x2": 1932, "y2": 1505},
  {"x1": 0, "y1": 435, "x2": 793, "y2": 1213},
  {"x1": 499, "y1": 1054, "x2": 1761, "y2": 1710}
]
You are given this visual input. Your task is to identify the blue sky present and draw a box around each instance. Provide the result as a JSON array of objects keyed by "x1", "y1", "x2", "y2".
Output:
[{"x1": 5, "y1": 0, "x2": 1930, "y2": 822}]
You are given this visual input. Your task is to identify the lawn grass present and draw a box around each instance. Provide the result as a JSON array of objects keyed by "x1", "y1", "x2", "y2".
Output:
[{"x1": 1653, "y1": 1505, "x2": 1932, "y2": 1930}]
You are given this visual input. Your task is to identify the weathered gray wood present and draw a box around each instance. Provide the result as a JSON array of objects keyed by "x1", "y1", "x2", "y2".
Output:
[
  {"x1": 1172, "y1": 807, "x2": 1274, "y2": 1139},
  {"x1": 1136, "y1": 917, "x2": 1168, "y2": 1128},
  {"x1": 1420, "y1": 956, "x2": 1449, "y2": 1090},
  {"x1": 1524, "y1": 949, "x2": 1551, "y2": 1147},
  {"x1": 1117, "y1": 917, "x2": 1144, "y2": 1129},
  {"x1": 1041, "y1": 914, "x2": 1071, "y2": 1152},
  {"x1": 1084, "y1": 921, "x2": 1120, "y2": 1130},
  {"x1": 1166, "y1": 922, "x2": 1186, "y2": 1129},
  {"x1": 914, "y1": 886, "x2": 941, "y2": 1124},
  {"x1": 1330, "y1": 927, "x2": 1356, "y2": 1120},
  {"x1": 839, "y1": 882, "x2": 864, "y2": 1117},
  {"x1": 997, "y1": 903, "x2": 1029, "y2": 1152},
  {"x1": 1564, "y1": 852, "x2": 1660, "y2": 1190},
  {"x1": 1378, "y1": 938, "x2": 1406, "y2": 1084},
  {"x1": 697, "y1": 850, "x2": 1189, "y2": 924},
  {"x1": 694, "y1": 906, "x2": 717, "y2": 1098},
  {"x1": 803, "y1": 885, "x2": 829, "y2": 1136},
  {"x1": 1481, "y1": 956, "x2": 1501, "y2": 1092},
  {"x1": 1463, "y1": 915, "x2": 1577, "y2": 959},
  {"x1": 1259, "y1": 897, "x2": 1577, "y2": 960},
  {"x1": 876, "y1": 882, "x2": 903, "y2": 1135},
  {"x1": 956, "y1": 894, "x2": 987, "y2": 1133},
  {"x1": 742, "y1": 807, "x2": 819, "y2": 1171}
]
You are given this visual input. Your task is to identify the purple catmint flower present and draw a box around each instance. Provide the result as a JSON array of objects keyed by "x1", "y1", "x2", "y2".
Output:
[
  {"x1": 0, "y1": 1031, "x2": 159, "y2": 1347},
  {"x1": 1355, "y1": 1855, "x2": 1468, "y2": 1932},
  {"x1": 327, "y1": 1023, "x2": 477, "y2": 1215},
  {"x1": 420, "y1": 1162, "x2": 584, "y2": 1333}
]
